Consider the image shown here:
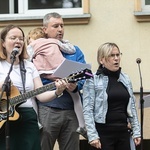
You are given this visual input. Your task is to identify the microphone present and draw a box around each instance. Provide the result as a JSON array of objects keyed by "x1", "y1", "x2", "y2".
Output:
[
  {"x1": 10, "y1": 47, "x2": 19, "y2": 60},
  {"x1": 136, "y1": 58, "x2": 144, "y2": 150},
  {"x1": 136, "y1": 57, "x2": 143, "y2": 89},
  {"x1": 136, "y1": 58, "x2": 141, "y2": 64}
]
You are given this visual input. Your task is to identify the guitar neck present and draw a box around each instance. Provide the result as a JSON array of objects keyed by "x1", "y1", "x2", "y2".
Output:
[
  {"x1": 10, "y1": 82, "x2": 56, "y2": 106},
  {"x1": 9, "y1": 68, "x2": 93, "y2": 107}
]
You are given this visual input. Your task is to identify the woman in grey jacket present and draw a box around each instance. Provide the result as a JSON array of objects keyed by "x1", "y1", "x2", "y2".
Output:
[{"x1": 83, "y1": 42, "x2": 141, "y2": 150}]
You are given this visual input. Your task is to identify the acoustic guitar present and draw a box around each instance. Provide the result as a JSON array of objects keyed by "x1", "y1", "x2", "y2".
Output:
[{"x1": 0, "y1": 68, "x2": 93, "y2": 129}]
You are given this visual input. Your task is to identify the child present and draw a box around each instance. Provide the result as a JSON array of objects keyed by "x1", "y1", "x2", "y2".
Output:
[{"x1": 27, "y1": 27, "x2": 87, "y2": 139}]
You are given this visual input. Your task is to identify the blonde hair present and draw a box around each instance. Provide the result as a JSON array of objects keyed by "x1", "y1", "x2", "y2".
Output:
[
  {"x1": 97, "y1": 42, "x2": 120, "y2": 65},
  {"x1": 27, "y1": 27, "x2": 46, "y2": 45}
]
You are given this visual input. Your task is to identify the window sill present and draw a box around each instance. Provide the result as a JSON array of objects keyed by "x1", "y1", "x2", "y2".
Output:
[
  {"x1": 134, "y1": 11, "x2": 150, "y2": 22},
  {"x1": 0, "y1": 14, "x2": 91, "y2": 27}
]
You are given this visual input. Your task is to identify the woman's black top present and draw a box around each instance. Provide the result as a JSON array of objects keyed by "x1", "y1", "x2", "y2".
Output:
[{"x1": 97, "y1": 67, "x2": 130, "y2": 127}]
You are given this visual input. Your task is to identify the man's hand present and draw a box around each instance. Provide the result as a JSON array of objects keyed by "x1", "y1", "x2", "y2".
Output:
[
  {"x1": 55, "y1": 79, "x2": 67, "y2": 96},
  {"x1": 66, "y1": 82, "x2": 77, "y2": 92}
]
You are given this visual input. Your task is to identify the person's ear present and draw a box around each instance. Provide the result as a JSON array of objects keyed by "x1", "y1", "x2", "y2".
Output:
[
  {"x1": 43, "y1": 26, "x2": 47, "y2": 33},
  {"x1": 99, "y1": 58, "x2": 103, "y2": 65},
  {"x1": 2, "y1": 40, "x2": 6, "y2": 48}
]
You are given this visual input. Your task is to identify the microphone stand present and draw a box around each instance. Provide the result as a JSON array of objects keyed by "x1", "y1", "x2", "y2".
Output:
[
  {"x1": 137, "y1": 62, "x2": 144, "y2": 150},
  {"x1": 0, "y1": 56, "x2": 16, "y2": 150}
]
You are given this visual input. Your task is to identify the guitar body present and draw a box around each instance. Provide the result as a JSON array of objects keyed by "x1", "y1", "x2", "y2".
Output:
[
  {"x1": 0, "y1": 109, "x2": 19, "y2": 129},
  {"x1": 0, "y1": 85, "x2": 20, "y2": 129}
]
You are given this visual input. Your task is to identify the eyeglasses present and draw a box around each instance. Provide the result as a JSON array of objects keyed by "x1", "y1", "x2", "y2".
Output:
[
  {"x1": 7, "y1": 36, "x2": 24, "y2": 42},
  {"x1": 108, "y1": 53, "x2": 122, "y2": 59}
]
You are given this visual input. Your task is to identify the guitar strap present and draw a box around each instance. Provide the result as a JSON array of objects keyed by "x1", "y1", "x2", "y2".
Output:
[{"x1": 20, "y1": 60, "x2": 26, "y2": 93}]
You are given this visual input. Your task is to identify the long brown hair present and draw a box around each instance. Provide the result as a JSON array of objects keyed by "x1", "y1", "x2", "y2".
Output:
[{"x1": 0, "y1": 24, "x2": 29, "y2": 60}]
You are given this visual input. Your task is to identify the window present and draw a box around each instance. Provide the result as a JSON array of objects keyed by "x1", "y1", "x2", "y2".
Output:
[
  {"x1": 19, "y1": 0, "x2": 82, "y2": 16},
  {"x1": 141, "y1": 0, "x2": 150, "y2": 12},
  {"x1": 0, "y1": 0, "x2": 89, "y2": 20},
  {"x1": 134, "y1": 0, "x2": 150, "y2": 21},
  {"x1": 134, "y1": 0, "x2": 150, "y2": 12}
]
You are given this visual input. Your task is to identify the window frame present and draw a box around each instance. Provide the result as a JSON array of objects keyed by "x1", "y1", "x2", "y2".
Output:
[
  {"x1": 18, "y1": 0, "x2": 83, "y2": 16},
  {"x1": 134, "y1": 0, "x2": 150, "y2": 21},
  {"x1": 0, "y1": 0, "x2": 90, "y2": 20},
  {"x1": 134, "y1": 0, "x2": 150, "y2": 12},
  {"x1": 0, "y1": 0, "x2": 90, "y2": 26},
  {"x1": 141, "y1": 0, "x2": 150, "y2": 11},
  {"x1": 9, "y1": 0, "x2": 15, "y2": 13}
]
